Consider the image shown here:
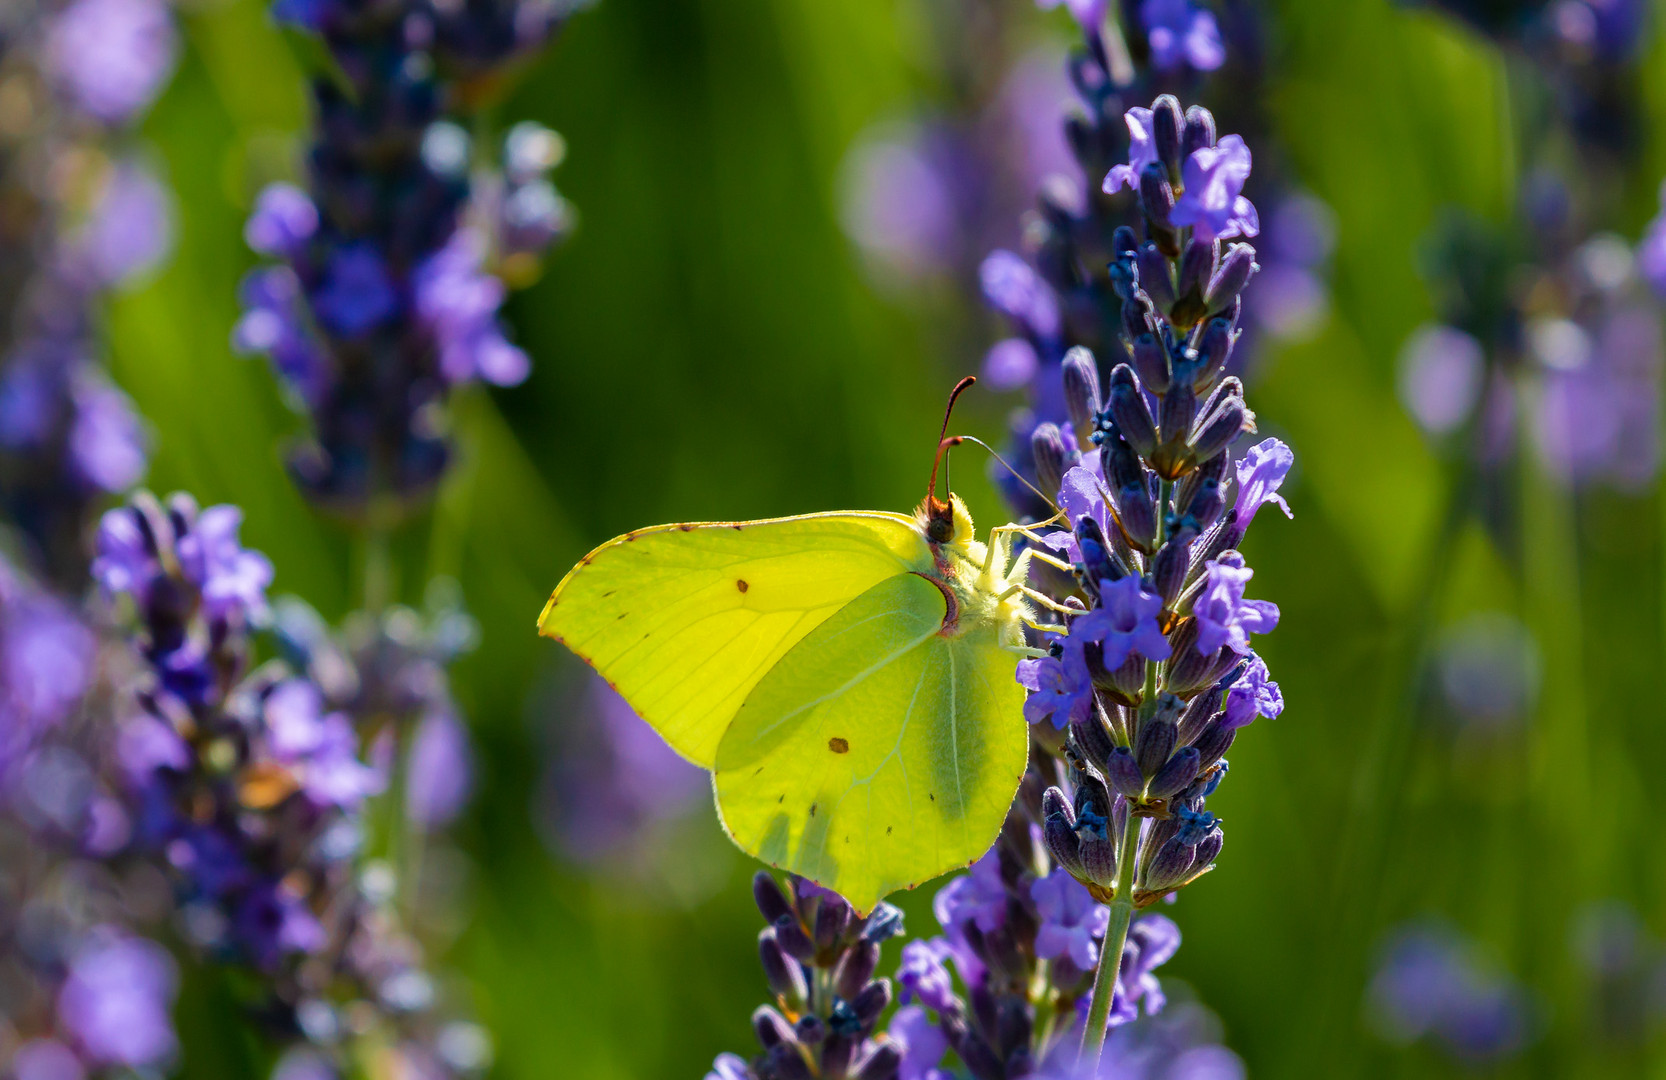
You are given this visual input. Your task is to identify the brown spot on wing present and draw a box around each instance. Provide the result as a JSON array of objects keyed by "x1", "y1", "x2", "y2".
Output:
[
  {"x1": 828, "y1": 737, "x2": 849, "y2": 754},
  {"x1": 736, "y1": 579, "x2": 749, "y2": 593}
]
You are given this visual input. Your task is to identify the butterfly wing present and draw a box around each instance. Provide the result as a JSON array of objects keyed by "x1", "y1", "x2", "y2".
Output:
[
  {"x1": 537, "y1": 512, "x2": 932, "y2": 767},
  {"x1": 713, "y1": 572, "x2": 1028, "y2": 914}
]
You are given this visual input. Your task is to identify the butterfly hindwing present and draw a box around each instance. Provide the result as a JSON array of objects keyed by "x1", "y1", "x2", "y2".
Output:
[
  {"x1": 714, "y1": 572, "x2": 1028, "y2": 913},
  {"x1": 537, "y1": 512, "x2": 932, "y2": 767}
]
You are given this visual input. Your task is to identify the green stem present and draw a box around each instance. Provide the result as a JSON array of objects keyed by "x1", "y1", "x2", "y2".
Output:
[{"x1": 1079, "y1": 807, "x2": 1142, "y2": 1065}]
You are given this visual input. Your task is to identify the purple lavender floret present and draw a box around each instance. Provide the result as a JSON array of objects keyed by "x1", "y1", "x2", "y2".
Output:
[
  {"x1": 1033, "y1": 869, "x2": 1113, "y2": 969},
  {"x1": 56, "y1": 927, "x2": 179, "y2": 1068},
  {"x1": 1169, "y1": 137, "x2": 1257, "y2": 244},
  {"x1": 1192, "y1": 554, "x2": 1278, "y2": 656},
  {"x1": 1139, "y1": 0, "x2": 1225, "y2": 73},
  {"x1": 45, "y1": 0, "x2": 177, "y2": 124}
]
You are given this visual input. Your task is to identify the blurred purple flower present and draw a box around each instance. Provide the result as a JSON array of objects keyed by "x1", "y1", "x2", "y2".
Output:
[
  {"x1": 888, "y1": 1004, "x2": 952, "y2": 1080},
  {"x1": 176, "y1": 505, "x2": 275, "y2": 622},
  {"x1": 12, "y1": 1040, "x2": 86, "y2": 1080},
  {"x1": 405, "y1": 707, "x2": 474, "y2": 828},
  {"x1": 313, "y1": 244, "x2": 398, "y2": 337},
  {"x1": 982, "y1": 249, "x2": 1061, "y2": 341},
  {"x1": 934, "y1": 848, "x2": 1008, "y2": 936},
  {"x1": 984, "y1": 338, "x2": 1041, "y2": 391},
  {"x1": 1108, "y1": 915, "x2": 1181, "y2": 1027},
  {"x1": 46, "y1": 0, "x2": 178, "y2": 124},
  {"x1": 1398, "y1": 324, "x2": 1485, "y2": 436},
  {"x1": 56, "y1": 929, "x2": 178, "y2": 1068},
  {"x1": 897, "y1": 938, "x2": 957, "y2": 1012},
  {"x1": 1367, "y1": 924, "x2": 1535, "y2": 1063},
  {"x1": 246, "y1": 184, "x2": 320, "y2": 260},
  {"x1": 413, "y1": 231, "x2": 531, "y2": 386},
  {"x1": 839, "y1": 126, "x2": 963, "y2": 281},
  {"x1": 0, "y1": 573, "x2": 96, "y2": 770},
  {"x1": 234, "y1": 267, "x2": 331, "y2": 407},
  {"x1": 66, "y1": 161, "x2": 174, "y2": 288},
  {"x1": 1532, "y1": 306, "x2": 1662, "y2": 488},
  {"x1": 68, "y1": 369, "x2": 147, "y2": 493},
  {"x1": 1141, "y1": 0, "x2": 1225, "y2": 73},
  {"x1": 1032, "y1": 869, "x2": 1111, "y2": 969},
  {"x1": 1437, "y1": 614, "x2": 1539, "y2": 732}
]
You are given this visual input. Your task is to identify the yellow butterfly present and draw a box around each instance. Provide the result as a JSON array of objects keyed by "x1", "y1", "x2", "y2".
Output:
[{"x1": 537, "y1": 379, "x2": 1046, "y2": 913}]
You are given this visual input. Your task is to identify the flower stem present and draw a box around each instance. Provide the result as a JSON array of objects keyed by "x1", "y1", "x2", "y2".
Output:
[{"x1": 1080, "y1": 805, "x2": 1141, "y2": 1065}]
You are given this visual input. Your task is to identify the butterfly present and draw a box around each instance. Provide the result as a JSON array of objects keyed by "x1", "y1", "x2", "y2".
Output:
[{"x1": 536, "y1": 379, "x2": 1056, "y2": 913}]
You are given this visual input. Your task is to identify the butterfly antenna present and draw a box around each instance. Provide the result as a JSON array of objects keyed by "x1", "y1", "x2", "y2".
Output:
[
  {"x1": 926, "y1": 377, "x2": 976, "y2": 539},
  {"x1": 954, "y1": 435, "x2": 1062, "y2": 513}
]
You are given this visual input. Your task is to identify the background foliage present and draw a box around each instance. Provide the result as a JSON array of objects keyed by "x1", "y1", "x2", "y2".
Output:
[{"x1": 111, "y1": 0, "x2": 1666, "y2": 1074}]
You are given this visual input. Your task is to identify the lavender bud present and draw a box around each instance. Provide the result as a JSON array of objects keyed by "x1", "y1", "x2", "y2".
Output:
[
  {"x1": 1193, "y1": 828, "x2": 1224, "y2": 866},
  {"x1": 852, "y1": 979, "x2": 892, "y2": 1024},
  {"x1": 1031, "y1": 423, "x2": 1074, "y2": 498},
  {"x1": 754, "y1": 871, "x2": 793, "y2": 925},
  {"x1": 1105, "y1": 364, "x2": 1159, "y2": 457},
  {"x1": 1071, "y1": 709, "x2": 1117, "y2": 771},
  {"x1": 814, "y1": 894, "x2": 852, "y2": 952},
  {"x1": 1134, "y1": 715, "x2": 1178, "y2": 778},
  {"x1": 766, "y1": 1041, "x2": 817, "y2": 1079},
  {"x1": 1182, "y1": 105, "x2": 1216, "y2": 157},
  {"x1": 1131, "y1": 333, "x2": 1171, "y2": 393},
  {"x1": 1190, "y1": 395, "x2": 1251, "y2": 464},
  {"x1": 850, "y1": 1040, "x2": 903, "y2": 1080},
  {"x1": 1136, "y1": 244, "x2": 1175, "y2": 314},
  {"x1": 1177, "y1": 683, "x2": 1226, "y2": 744},
  {"x1": 795, "y1": 1014, "x2": 828, "y2": 1045},
  {"x1": 1191, "y1": 719, "x2": 1236, "y2": 770},
  {"x1": 1043, "y1": 787, "x2": 1086, "y2": 873},
  {"x1": 956, "y1": 1034, "x2": 1006, "y2": 1080},
  {"x1": 1061, "y1": 347, "x2": 1102, "y2": 440},
  {"x1": 1163, "y1": 623, "x2": 1236, "y2": 696},
  {"x1": 1176, "y1": 239, "x2": 1215, "y2": 301},
  {"x1": 996, "y1": 998, "x2": 1033, "y2": 1061},
  {"x1": 1138, "y1": 163, "x2": 1175, "y2": 227},
  {"x1": 1074, "y1": 514, "x2": 1125, "y2": 586},
  {"x1": 1142, "y1": 837, "x2": 1197, "y2": 892},
  {"x1": 1194, "y1": 318, "x2": 1233, "y2": 388},
  {"x1": 754, "y1": 1006, "x2": 796, "y2": 1048},
  {"x1": 1147, "y1": 747, "x2": 1201, "y2": 797},
  {"x1": 1205, "y1": 244, "x2": 1258, "y2": 313},
  {"x1": 1151, "y1": 529, "x2": 1194, "y2": 606},
  {"x1": 1104, "y1": 746, "x2": 1146, "y2": 799},
  {"x1": 1152, "y1": 95, "x2": 1184, "y2": 180},
  {"x1": 833, "y1": 941, "x2": 879, "y2": 1001},
  {"x1": 760, "y1": 930, "x2": 808, "y2": 1006},
  {"x1": 1120, "y1": 298, "x2": 1150, "y2": 345},
  {"x1": 774, "y1": 914, "x2": 815, "y2": 962}
]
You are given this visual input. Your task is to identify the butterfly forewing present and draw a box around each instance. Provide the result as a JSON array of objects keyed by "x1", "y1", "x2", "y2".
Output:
[
  {"x1": 537, "y1": 513, "x2": 931, "y2": 767},
  {"x1": 714, "y1": 572, "x2": 1028, "y2": 914}
]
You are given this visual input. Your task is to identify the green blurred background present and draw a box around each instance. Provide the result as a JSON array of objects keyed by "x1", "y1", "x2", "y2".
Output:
[{"x1": 107, "y1": 0, "x2": 1666, "y2": 1074}]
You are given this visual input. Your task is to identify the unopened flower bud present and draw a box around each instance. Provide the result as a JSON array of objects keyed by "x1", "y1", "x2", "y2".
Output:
[
  {"x1": 774, "y1": 914, "x2": 815, "y2": 962},
  {"x1": 1206, "y1": 244, "x2": 1258, "y2": 313},
  {"x1": 1120, "y1": 298, "x2": 1149, "y2": 345},
  {"x1": 1194, "y1": 318, "x2": 1233, "y2": 388},
  {"x1": 1131, "y1": 333, "x2": 1171, "y2": 393},
  {"x1": 861, "y1": 902, "x2": 905, "y2": 943},
  {"x1": 1104, "y1": 746, "x2": 1146, "y2": 799},
  {"x1": 754, "y1": 1006, "x2": 796, "y2": 1049},
  {"x1": 1136, "y1": 243, "x2": 1175, "y2": 314},
  {"x1": 1147, "y1": 746, "x2": 1201, "y2": 797},
  {"x1": 851, "y1": 979, "x2": 892, "y2": 1024},
  {"x1": 1193, "y1": 828, "x2": 1224, "y2": 867},
  {"x1": 850, "y1": 1040, "x2": 903, "y2": 1080},
  {"x1": 834, "y1": 941, "x2": 880, "y2": 1001},
  {"x1": 1032, "y1": 423, "x2": 1075, "y2": 499},
  {"x1": 796, "y1": 1014, "x2": 828, "y2": 1045},
  {"x1": 1191, "y1": 718, "x2": 1236, "y2": 770},
  {"x1": 1070, "y1": 709, "x2": 1117, "y2": 771},
  {"x1": 1139, "y1": 163, "x2": 1175, "y2": 227},
  {"x1": 1042, "y1": 787, "x2": 1085, "y2": 876},
  {"x1": 814, "y1": 893, "x2": 852, "y2": 952},
  {"x1": 760, "y1": 929, "x2": 808, "y2": 1006},
  {"x1": 1182, "y1": 105, "x2": 1216, "y2": 157},
  {"x1": 1074, "y1": 515, "x2": 1124, "y2": 586},
  {"x1": 1142, "y1": 837, "x2": 1197, "y2": 893},
  {"x1": 754, "y1": 871, "x2": 793, "y2": 925},
  {"x1": 1106, "y1": 365, "x2": 1159, "y2": 456},
  {"x1": 1061, "y1": 347, "x2": 1102, "y2": 440},
  {"x1": 1134, "y1": 714, "x2": 1178, "y2": 778},
  {"x1": 1177, "y1": 683, "x2": 1225, "y2": 745},
  {"x1": 1190, "y1": 395, "x2": 1251, "y2": 464}
]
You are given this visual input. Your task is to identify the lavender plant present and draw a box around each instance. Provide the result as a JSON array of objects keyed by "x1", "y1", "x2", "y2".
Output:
[
  {"x1": 234, "y1": 0, "x2": 573, "y2": 514},
  {"x1": 0, "y1": 0, "x2": 174, "y2": 587}
]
